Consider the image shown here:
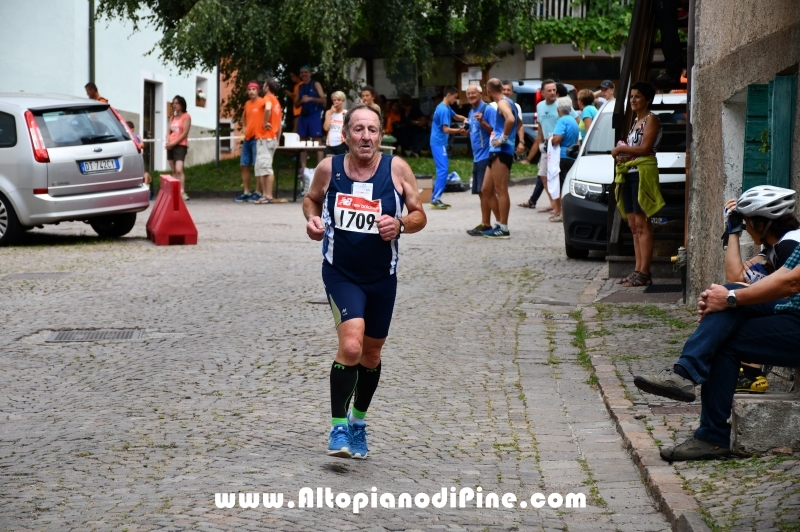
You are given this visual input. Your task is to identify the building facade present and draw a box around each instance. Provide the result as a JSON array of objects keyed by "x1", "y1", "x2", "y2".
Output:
[
  {"x1": 0, "y1": 0, "x2": 219, "y2": 171},
  {"x1": 688, "y1": 0, "x2": 800, "y2": 296}
]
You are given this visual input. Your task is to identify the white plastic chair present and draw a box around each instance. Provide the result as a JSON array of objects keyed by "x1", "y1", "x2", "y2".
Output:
[{"x1": 282, "y1": 132, "x2": 300, "y2": 147}]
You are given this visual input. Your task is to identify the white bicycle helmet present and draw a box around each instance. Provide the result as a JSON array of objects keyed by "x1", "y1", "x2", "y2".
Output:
[{"x1": 736, "y1": 185, "x2": 796, "y2": 219}]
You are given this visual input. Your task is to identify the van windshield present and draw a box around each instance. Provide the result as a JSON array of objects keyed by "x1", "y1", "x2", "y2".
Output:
[
  {"x1": 33, "y1": 106, "x2": 129, "y2": 148},
  {"x1": 583, "y1": 112, "x2": 614, "y2": 154}
]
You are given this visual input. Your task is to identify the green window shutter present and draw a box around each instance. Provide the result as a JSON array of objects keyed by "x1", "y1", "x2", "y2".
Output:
[
  {"x1": 742, "y1": 84, "x2": 770, "y2": 191},
  {"x1": 769, "y1": 75, "x2": 797, "y2": 189}
]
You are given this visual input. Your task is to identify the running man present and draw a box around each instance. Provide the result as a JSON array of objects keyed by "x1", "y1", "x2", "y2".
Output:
[
  {"x1": 429, "y1": 86, "x2": 467, "y2": 209},
  {"x1": 303, "y1": 103, "x2": 427, "y2": 459},
  {"x1": 481, "y1": 78, "x2": 519, "y2": 239}
]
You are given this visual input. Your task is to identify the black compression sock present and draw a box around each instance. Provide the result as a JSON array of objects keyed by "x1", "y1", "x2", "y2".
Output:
[
  {"x1": 673, "y1": 364, "x2": 695, "y2": 383},
  {"x1": 352, "y1": 363, "x2": 382, "y2": 421},
  {"x1": 330, "y1": 362, "x2": 359, "y2": 425}
]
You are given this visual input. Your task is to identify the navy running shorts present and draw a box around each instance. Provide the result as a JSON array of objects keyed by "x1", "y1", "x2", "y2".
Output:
[
  {"x1": 298, "y1": 113, "x2": 323, "y2": 138},
  {"x1": 620, "y1": 171, "x2": 645, "y2": 215},
  {"x1": 322, "y1": 262, "x2": 397, "y2": 339},
  {"x1": 472, "y1": 158, "x2": 490, "y2": 194}
]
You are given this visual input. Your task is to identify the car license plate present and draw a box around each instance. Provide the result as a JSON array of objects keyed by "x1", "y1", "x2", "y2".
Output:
[{"x1": 80, "y1": 158, "x2": 119, "y2": 174}]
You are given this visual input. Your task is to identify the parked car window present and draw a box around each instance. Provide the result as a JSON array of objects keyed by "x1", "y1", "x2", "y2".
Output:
[
  {"x1": 33, "y1": 106, "x2": 129, "y2": 148},
  {"x1": 0, "y1": 112, "x2": 16, "y2": 148},
  {"x1": 516, "y1": 92, "x2": 536, "y2": 114}
]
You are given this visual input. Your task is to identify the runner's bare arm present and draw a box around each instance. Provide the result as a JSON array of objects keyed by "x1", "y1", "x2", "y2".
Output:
[
  {"x1": 377, "y1": 157, "x2": 426, "y2": 241},
  {"x1": 303, "y1": 158, "x2": 333, "y2": 241},
  {"x1": 314, "y1": 82, "x2": 327, "y2": 106}
]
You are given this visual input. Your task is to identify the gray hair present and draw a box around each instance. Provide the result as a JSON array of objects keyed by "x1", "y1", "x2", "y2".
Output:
[
  {"x1": 556, "y1": 96, "x2": 573, "y2": 116},
  {"x1": 342, "y1": 102, "x2": 383, "y2": 137}
]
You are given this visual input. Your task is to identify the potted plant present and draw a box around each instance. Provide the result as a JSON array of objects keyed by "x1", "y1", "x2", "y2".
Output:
[{"x1": 196, "y1": 89, "x2": 206, "y2": 108}]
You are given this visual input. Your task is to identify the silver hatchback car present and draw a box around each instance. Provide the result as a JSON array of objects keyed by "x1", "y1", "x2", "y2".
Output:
[{"x1": 0, "y1": 93, "x2": 149, "y2": 245}]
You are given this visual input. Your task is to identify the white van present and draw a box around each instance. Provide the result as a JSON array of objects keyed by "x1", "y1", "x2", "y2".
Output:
[{"x1": 561, "y1": 94, "x2": 687, "y2": 259}]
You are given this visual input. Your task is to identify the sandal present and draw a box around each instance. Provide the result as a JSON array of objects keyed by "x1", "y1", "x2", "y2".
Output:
[
  {"x1": 254, "y1": 196, "x2": 274, "y2": 204},
  {"x1": 538, "y1": 206, "x2": 553, "y2": 213},
  {"x1": 518, "y1": 200, "x2": 536, "y2": 208},
  {"x1": 549, "y1": 213, "x2": 563, "y2": 222},
  {"x1": 623, "y1": 271, "x2": 652, "y2": 287},
  {"x1": 616, "y1": 270, "x2": 640, "y2": 285}
]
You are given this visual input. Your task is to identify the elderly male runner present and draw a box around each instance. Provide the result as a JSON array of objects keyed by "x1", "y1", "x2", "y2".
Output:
[{"x1": 304, "y1": 103, "x2": 427, "y2": 459}]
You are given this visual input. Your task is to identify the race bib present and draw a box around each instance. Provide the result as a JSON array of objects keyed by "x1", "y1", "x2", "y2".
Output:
[{"x1": 334, "y1": 193, "x2": 381, "y2": 234}]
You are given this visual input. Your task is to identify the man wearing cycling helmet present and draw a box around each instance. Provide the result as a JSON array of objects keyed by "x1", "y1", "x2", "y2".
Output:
[
  {"x1": 634, "y1": 185, "x2": 800, "y2": 461},
  {"x1": 722, "y1": 186, "x2": 800, "y2": 393}
]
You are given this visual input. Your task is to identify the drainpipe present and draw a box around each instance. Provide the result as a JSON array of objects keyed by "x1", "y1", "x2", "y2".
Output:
[
  {"x1": 88, "y1": 0, "x2": 96, "y2": 83},
  {"x1": 684, "y1": 0, "x2": 695, "y2": 301},
  {"x1": 216, "y1": 56, "x2": 221, "y2": 168}
]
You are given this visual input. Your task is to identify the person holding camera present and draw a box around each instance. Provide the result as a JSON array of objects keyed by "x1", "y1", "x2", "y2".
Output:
[
  {"x1": 633, "y1": 185, "x2": 800, "y2": 461},
  {"x1": 295, "y1": 66, "x2": 326, "y2": 174}
]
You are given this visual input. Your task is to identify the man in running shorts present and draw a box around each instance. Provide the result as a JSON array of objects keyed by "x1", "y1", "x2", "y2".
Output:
[{"x1": 303, "y1": 103, "x2": 427, "y2": 459}]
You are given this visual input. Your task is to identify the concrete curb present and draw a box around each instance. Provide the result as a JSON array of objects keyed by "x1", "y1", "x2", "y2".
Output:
[{"x1": 577, "y1": 264, "x2": 711, "y2": 532}]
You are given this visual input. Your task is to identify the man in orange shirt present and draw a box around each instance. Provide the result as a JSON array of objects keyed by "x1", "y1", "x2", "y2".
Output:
[
  {"x1": 254, "y1": 78, "x2": 283, "y2": 204},
  {"x1": 236, "y1": 81, "x2": 269, "y2": 202},
  {"x1": 84, "y1": 82, "x2": 108, "y2": 104}
]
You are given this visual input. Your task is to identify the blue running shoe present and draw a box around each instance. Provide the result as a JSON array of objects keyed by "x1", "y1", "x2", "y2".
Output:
[
  {"x1": 246, "y1": 192, "x2": 262, "y2": 203},
  {"x1": 234, "y1": 192, "x2": 251, "y2": 203},
  {"x1": 327, "y1": 424, "x2": 352, "y2": 458},
  {"x1": 482, "y1": 224, "x2": 511, "y2": 239},
  {"x1": 349, "y1": 421, "x2": 368, "y2": 459}
]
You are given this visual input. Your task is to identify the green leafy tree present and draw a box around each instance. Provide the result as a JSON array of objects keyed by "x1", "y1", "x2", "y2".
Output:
[{"x1": 97, "y1": 0, "x2": 630, "y2": 117}]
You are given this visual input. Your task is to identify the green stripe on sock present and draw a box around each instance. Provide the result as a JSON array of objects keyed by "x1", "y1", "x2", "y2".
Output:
[
  {"x1": 351, "y1": 407, "x2": 366, "y2": 420},
  {"x1": 332, "y1": 417, "x2": 348, "y2": 426}
]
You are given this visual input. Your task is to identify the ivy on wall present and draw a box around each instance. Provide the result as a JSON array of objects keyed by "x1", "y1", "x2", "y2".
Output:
[{"x1": 525, "y1": 1, "x2": 633, "y2": 55}]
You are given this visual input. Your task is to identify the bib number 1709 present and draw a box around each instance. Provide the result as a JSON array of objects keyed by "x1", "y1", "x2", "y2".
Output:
[{"x1": 334, "y1": 193, "x2": 381, "y2": 234}]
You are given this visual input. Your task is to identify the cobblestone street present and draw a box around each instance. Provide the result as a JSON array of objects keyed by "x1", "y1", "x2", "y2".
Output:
[{"x1": 2, "y1": 186, "x2": 671, "y2": 531}]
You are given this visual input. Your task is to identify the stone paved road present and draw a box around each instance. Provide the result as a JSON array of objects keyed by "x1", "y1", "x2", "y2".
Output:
[{"x1": 0, "y1": 186, "x2": 669, "y2": 531}]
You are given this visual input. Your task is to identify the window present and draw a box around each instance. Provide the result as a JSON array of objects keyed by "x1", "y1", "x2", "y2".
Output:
[
  {"x1": 219, "y1": 120, "x2": 232, "y2": 153},
  {"x1": 0, "y1": 112, "x2": 16, "y2": 147},
  {"x1": 196, "y1": 76, "x2": 209, "y2": 108},
  {"x1": 33, "y1": 106, "x2": 129, "y2": 148},
  {"x1": 742, "y1": 74, "x2": 798, "y2": 190}
]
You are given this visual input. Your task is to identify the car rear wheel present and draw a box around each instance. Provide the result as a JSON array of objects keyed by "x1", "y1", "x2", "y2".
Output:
[
  {"x1": 89, "y1": 213, "x2": 137, "y2": 238},
  {"x1": 565, "y1": 240, "x2": 590, "y2": 259},
  {"x1": 0, "y1": 194, "x2": 22, "y2": 246}
]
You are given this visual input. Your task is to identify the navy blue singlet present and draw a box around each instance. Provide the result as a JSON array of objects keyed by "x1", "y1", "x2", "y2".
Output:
[{"x1": 322, "y1": 154, "x2": 404, "y2": 283}]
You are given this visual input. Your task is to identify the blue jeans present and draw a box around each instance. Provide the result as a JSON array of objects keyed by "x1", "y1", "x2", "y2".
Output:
[
  {"x1": 677, "y1": 283, "x2": 800, "y2": 446},
  {"x1": 431, "y1": 144, "x2": 448, "y2": 202}
]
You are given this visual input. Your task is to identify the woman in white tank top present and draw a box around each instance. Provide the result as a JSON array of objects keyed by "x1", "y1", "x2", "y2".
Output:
[{"x1": 324, "y1": 91, "x2": 348, "y2": 157}]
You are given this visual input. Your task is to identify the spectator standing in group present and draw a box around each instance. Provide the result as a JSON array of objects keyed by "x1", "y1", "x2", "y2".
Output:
[
  {"x1": 577, "y1": 89, "x2": 598, "y2": 142},
  {"x1": 85, "y1": 82, "x2": 108, "y2": 104},
  {"x1": 394, "y1": 94, "x2": 427, "y2": 157},
  {"x1": 285, "y1": 71, "x2": 302, "y2": 133},
  {"x1": 519, "y1": 79, "x2": 558, "y2": 212},
  {"x1": 464, "y1": 84, "x2": 497, "y2": 236},
  {"x1": 166, "y1": 95, "x2": 191, "y2": 201},
  {"x1": 490, "y1": 80, "x2": 525, "y2": 159},
  {"x1": 429, "y1": 86, "x2": 468, "y2": 209},
  {"x1": 546, "y1": 96, "x2": 580, "y2": 223},
  {"x1": 360, "y1": 85, "x2": 382, "y2": 117},
  {"x1": 323, "y1": 91, "x2": 347, "y2": 157},
  {"x1": 235, "y1": 81, "x2": 267, "y2": 203},
  {"x1": 481, "y1": 78, "x2": 519, "y2": 239},
  {"x1": 594, "y1": 80, "x2": 616, "y2": 107},
  {"x1": 384, "y1": 101, "x2": 401, "y2": 135},
  {"x1": 126, "y1": 121, "x2": 152, "y2": 196},
  {"x1": 254, "y1": 79, "x2": 282, "y2": 204},
  {"x1": 295, "y1": 66, "x2": 326, "y2": 173}
]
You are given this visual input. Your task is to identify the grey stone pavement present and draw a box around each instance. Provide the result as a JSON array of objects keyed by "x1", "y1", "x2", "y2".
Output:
[
  {"x1": 0, "y1": 183, "x2": 693, "y2": 532},
  {"x1": 591, "y1": 296, "x2": 800, "y2": 531}
]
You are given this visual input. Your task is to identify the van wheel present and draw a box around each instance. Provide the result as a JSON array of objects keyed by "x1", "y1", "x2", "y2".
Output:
[
  {"x1": 90, "y1": 213, "x2": 137, "y2": 238},
  {"x1": 0, "y1": 194, "x2": 22, "y2": 246},
  {"x1": 565, "y1": 240, "x2": 589, "y2": 259}
]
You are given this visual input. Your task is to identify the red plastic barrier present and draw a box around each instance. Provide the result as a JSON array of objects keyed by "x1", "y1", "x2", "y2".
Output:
[{"x1": 146, "y1": 175, "x2": 198, "y2": 245}]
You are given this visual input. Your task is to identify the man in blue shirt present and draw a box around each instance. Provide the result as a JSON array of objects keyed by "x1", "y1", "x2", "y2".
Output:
[
  {"x1": 634, "y1": 244, "x2": 800, "y2": 461},
  {"x1": 429, "y1": 86, "x2": 467, "y2": 209},
  {"x1": 520, "y1": 80, "x2": 559, "y2": 211},
  {"x1": 465, "y1": 84, "x2": 497, "y2": 235}
]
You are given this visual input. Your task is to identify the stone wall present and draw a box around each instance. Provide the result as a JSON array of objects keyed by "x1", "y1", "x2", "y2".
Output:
[{"x1": 688, "y1": 0, "x2": 800, "y2": 297}]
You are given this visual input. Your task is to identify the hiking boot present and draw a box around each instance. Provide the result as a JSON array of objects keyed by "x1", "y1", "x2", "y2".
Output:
[
  {"x1": 660, "y1": 435, "x2": 730, "y2": 461},
  {"x1": 467, "y1": 224, "x2": 491, "y2": 236},
  {"x1": 633, "y1": 368, "x2": 696, "y2": 402},
  {"x1": 735, "y1": 369, "x2": 769, "y2": 394}
]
